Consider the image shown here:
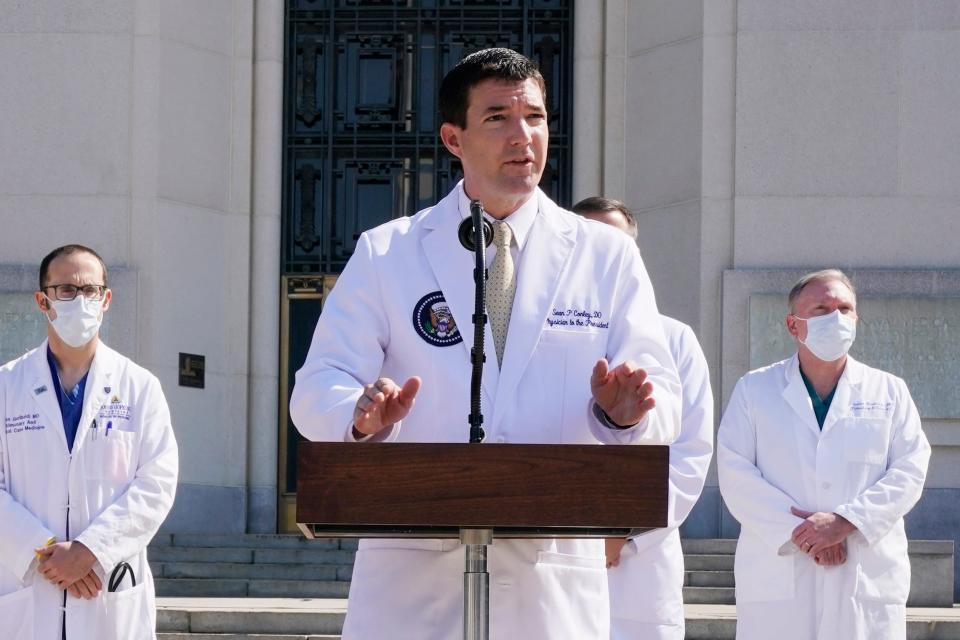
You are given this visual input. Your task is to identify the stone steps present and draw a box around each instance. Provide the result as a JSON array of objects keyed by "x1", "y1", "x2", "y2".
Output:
[
  {"x1": 149, "y1": 546, "x2": 356, "y2": 566},
  {"x1": 153, "y1": 561, "x2": 352, "y2": 582},
  {"x1": 148, "y1": 535, "x2": 953, "y2": 608},
  {"x1": 684, "y1": 553, "x2": 734, "y2": 571},
  {"x1": 160, "y1": 636, "x2": 339, "y2": 640},
  {"x1": 683, "y1": 586, "x2": 735, "y2": 605},
  {"x1": 156, "y1": 578, "x2": 350, "y2": 598},
  {"x1": 155, "y1": 599, "x2": 960, "y2": 640},
  {"x1": 157, "y1": 598, "x2": 346, "y2": 636}
]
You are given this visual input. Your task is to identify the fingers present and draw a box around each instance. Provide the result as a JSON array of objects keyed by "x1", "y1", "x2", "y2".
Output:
[
  {"x1": 35, "y1": 545, "x2": 55, "y2": 559},
  {"x1": 633, "y1": 396, "x2": 656, "y2": 422},
  {"x1": 67, "y1": 583, "x2": 82, "y2": 599},
  {"x1": 791, "y1": 506, "x2": 814, "y2": 519},
  {"x1": 604, "y1": 538, "x2": 627, "y2": 569},
  {"x1": 397, "y1": 376, "x2": 422, "y2": 407},
  {"x1": 78, "y1": 572, "x2": 101, "y2": 599},
  {"x1": 87, "y1": 570, "x2": 102, "y2": 592},
  {"x1": 618, "y1": 365, "x2": 647, "y2": 386},
  {"x1": 39, "y1": 561, "x2": 58, "y2": 581},
  {"x1": 813, "y1": 543, "x2": 847, "y2": 566},
  {"x1": 72, "y1": 575, "x2": 94, "y2": 599},
  {"x1": 354, "y1": 377, "x2": 422, "y2": 434},
  {"x1": 791, "y1": 521, "x2": 809, "y2": 544},
  {"x1": 591, "y1": 359, "x2": 611, "y2": 387},
  {"x1": 353, "y1": 379, "x2": 392, "y2": 429}
]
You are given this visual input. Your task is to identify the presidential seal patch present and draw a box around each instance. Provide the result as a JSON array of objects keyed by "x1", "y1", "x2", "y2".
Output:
[{"x1": 412, "y1": 291, "x2": 462, "y2": 347}]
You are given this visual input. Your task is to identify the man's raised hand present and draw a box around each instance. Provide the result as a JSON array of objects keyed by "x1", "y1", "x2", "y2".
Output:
[
  {"x1": 591, "y1": 359, "x2": 656, "y2": 427},
  {"x1": 353, "y1": 376, "x2": 422, "y2": 436}
]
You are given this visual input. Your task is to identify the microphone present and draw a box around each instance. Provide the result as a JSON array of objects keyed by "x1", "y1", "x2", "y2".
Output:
[{"x1": 458, "y1": 215, "x2": 493, "y2": 251}]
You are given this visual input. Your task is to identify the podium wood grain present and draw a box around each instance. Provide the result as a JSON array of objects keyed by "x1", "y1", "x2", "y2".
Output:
[{"x1": 297, "y1": 442, "x2": 668, "y2": 536}]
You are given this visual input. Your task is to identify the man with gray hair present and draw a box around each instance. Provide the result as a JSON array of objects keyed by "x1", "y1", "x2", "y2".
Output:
[
  {"x1": 717, "y1": 268, "x2": 930, "y2": 639},
  {"x1": 572, "y1": 197, "x2": 714, "y2": 640}
]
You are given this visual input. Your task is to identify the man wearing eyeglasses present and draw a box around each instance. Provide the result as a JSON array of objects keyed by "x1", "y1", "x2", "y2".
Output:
[{"x1": 0, "y1": 244, "x2": 179, "y2": 639}]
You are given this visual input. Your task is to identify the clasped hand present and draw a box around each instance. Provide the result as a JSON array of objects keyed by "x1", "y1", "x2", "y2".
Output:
[
  {"x1": 35, "y1": 541, "x2": 102, "y2": 599},
  {"x1": 791, "y1": 507, "x2": 856, "y2": 566}
]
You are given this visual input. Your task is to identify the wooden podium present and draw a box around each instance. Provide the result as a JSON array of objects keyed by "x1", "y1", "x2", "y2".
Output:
[{"x1": 296, "y1": 441, "x2": 668, "y2": 639}]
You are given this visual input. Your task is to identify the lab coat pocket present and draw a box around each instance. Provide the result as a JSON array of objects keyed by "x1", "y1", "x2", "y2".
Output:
[
  {"x1": 0, "y1": 585, "x2": 35, "y2": 639},
  {"x1": 83, "y1": 430, "x2": 136, "y2": 483},
  {"x1": 537, "y1": 330, "x2": 604, "y2": 443},
  {"x1": 100, "y1": 582, "x2": 153, "y2": 640},
  {"x1": 733, "y1": 535, "x2": 795, "y2": 602},
  {"x1": 853, "y1": 536, "x2": 910, "y2": 605},
  {"x1": 841, "y1": 417, "x2": 890, "y2": 466}
]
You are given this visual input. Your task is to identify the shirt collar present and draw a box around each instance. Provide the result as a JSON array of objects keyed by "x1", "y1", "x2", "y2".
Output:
[{"x1": 456, "y1": 182, "x2": 538, "y2": 251}]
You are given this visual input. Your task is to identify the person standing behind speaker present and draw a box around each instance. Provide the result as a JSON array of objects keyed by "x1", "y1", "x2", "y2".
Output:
[{"x1": 572, "y1": 197, "x2": 715, "y2": 640}]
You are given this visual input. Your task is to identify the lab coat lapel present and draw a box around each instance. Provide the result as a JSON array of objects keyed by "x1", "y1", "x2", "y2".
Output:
[
  {"x1": 75, "y1": 343, "x2": 116, "y2": 446},
  {"x1": 421, "y1": 190, "x2": 500, "y2": 403},
  {"x1": 821, "y1": 356, "x2": 861, "y2": 436},
  {"x1": 782, "y1": 355, "x2": 820, "y2": 438},
  {"x1": 27, "y1": 342, "x2": 68, "y2": 453},
  {"x1": 492, "y1": 193, "x2": 575, "y2": 431}
]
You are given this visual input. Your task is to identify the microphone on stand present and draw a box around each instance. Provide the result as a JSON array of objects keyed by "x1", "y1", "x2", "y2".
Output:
[
  {"x1": 458, "y1": 215, "x2": 493, "y2": 251},
  {"x1": 463, "y1": 200, "x2": 490, "y2": 444}
]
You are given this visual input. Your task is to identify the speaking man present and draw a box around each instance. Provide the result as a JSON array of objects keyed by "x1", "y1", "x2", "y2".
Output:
[
  {"x1": 0, "y1": 244, "x2": 179, "y2": 639},
  {"x1": 717, "y1": 269, "x2": 930, "y2": 639},
  {"x1": 290, "y1": 49, "x2": 681, "y2": 639},
  {"x1": 572, "y1": 197, "x2": 714, "y2": 640}
]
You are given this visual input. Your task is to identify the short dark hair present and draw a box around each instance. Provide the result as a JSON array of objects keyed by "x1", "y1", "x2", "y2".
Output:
[
  {"x1": 39, "y1": 244, "x2": 109, "y2": 290},
  {"x1": 439, "y1": 48, "x2": 546, "y2": 129},
  {"x1": 571, "y1": 197, "x2": 638, "y2": 239}
]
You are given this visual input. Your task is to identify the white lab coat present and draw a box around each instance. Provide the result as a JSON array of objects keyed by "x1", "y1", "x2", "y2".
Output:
[
  {"x1": 0, "y1": 341, "x2": 179, "y2": 640},
  {"x1": 717, "y1": 355, "x2": 930, "y2": 640},
  {"x1": 608, "y1": 316, "x2": 714, "y2": 640},
  {"x1": 290, "y1": 183, "x2": 681, "y2": 640}
]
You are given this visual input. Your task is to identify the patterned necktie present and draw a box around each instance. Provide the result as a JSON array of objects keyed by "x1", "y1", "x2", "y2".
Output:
[{"x1": 486, "y1": 221, "x2": 517, "y2": 367}]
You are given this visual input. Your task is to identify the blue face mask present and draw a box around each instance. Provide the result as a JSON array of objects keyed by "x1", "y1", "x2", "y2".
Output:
[{"x1": 794, "y1": 310, "x2": 857, "y2": 362}]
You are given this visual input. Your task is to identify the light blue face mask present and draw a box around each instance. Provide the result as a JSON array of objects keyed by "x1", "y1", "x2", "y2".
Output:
[{"x1": 794, "y1": 309, "x2": 857, "y2": 362}]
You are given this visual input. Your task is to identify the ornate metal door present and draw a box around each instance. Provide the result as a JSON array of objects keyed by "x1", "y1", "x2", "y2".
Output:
[{"x1": 279, "y1": 0, "x2": 573, "y2": 531}]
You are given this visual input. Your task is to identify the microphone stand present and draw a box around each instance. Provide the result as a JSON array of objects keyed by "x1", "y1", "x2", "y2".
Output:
[
  {"x1": 463, "y1": 199, "x2": 491, "y2": 640},
  {"x1": 467, "y1": 199, "x2": 487, "y2": 445}
]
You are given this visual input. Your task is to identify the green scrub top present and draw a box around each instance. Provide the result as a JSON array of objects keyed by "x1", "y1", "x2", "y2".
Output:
[{"x1": 800, "y1": 368, "x2": 836, "y2": 429}]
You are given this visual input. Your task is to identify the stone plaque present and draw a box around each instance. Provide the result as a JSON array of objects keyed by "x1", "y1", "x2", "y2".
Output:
[
  {"x1": 0, "y1": 292, "x2": 112, "y2": 366},
  {"x1": 749, "y1": 294, "x2": 960, "y2": 419}
]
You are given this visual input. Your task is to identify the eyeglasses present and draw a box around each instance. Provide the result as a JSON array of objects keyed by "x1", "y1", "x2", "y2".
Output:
[{"x1": 42, "y1": 283, "x2": 107, "y2": 301}]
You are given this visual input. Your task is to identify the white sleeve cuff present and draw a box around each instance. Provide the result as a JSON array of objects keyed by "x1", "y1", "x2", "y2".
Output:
[
  {"x1": 591, "y1": 402, "x2": 640, "y2": 431},
  {"x1": 344, "y1": 421, "x2": 400, "y2": 443}
]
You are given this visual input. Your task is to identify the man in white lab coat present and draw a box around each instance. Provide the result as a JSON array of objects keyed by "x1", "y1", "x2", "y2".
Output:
[
  {"x1": 290, "y1": 49, "x2": 682, "y2": 640},
  {"x1": 572, "y1": 197, "x2": 715, "y2": 640},
  {"x1": 717, "y1": 269, "x2": 930, "y2": 640},
  {"x1": 0, "y1": 244, "x2": 179, "y2": 640}
]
